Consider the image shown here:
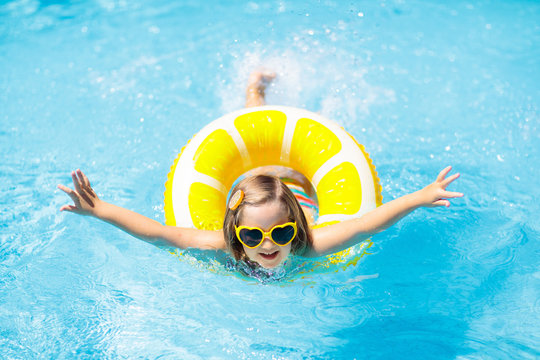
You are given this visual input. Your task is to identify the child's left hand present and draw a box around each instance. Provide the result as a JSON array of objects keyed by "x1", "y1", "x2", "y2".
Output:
[{"x1": 417, "y1": 166, "x2": 464, "y2": 207}]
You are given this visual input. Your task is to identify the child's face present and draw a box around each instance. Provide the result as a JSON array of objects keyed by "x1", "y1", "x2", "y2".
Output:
[{"x1": 239, "y1": 201, "x2": 292, "y2": 269}]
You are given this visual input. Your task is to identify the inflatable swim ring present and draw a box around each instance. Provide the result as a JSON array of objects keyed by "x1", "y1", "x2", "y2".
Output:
[{"x1": 164, "y1": 106, "x2": 382, "y2": 231}]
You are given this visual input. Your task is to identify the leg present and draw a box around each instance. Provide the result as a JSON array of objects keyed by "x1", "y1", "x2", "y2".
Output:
[{"x1": 245, "y1": 70, "x2": 276, "y2": 107}]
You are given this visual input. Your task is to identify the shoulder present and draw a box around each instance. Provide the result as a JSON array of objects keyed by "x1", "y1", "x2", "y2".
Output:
[
  {"x1": 199, "y1": 230, "x2": 228, "y2": 251},
  {"x1": 305, "y1": 220, "x2": 370, "y2": 256},
  {"x1": 191, "y1": 229, "x2": 227, "y2": 251}
]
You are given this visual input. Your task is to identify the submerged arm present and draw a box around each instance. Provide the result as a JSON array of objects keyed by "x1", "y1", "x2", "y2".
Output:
[
  {"x1": 309, "y1": 166, "x2": 463, "y2": 256},
  {"x1": 58, "y1": 169, "x2": 226, "y2": 250}
]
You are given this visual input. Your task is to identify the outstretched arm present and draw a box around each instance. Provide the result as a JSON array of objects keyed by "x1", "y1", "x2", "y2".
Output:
[
  {"x1": 58, "y1": 169, "x2": 226, "y2": 251},
  {"x1": 309, "y1": 166, "x2": 463, "y2": 256}
]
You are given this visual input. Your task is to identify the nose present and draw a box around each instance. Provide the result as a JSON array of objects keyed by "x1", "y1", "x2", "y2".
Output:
[{"x1": 259, "y1": 236, "x2": 274, "y2": 249}]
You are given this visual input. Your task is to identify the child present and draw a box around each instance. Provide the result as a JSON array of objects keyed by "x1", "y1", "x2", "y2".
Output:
[{"x1": 58, "y1": 71, "x2": 463, "y2": 269}]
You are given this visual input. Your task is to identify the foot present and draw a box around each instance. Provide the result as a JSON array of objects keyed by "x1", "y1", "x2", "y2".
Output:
[{"x1": 245, "y1": 70, "x2": 276, "y2": 107}]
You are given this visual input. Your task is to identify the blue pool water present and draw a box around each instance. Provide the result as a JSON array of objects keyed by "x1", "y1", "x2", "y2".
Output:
[{"x1": 1, "y1": 0, "x2": 539, "y2": 358}]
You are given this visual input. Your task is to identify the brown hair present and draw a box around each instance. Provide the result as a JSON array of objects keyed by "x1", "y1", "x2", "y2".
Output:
[{"x1": 223, "y1": 175, "x2": 313, "y2": 261}]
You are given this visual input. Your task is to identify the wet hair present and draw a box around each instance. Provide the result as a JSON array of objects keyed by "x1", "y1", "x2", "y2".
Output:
[{"x1": 223, "y1": 175, "x2": 313, "y2": 261}]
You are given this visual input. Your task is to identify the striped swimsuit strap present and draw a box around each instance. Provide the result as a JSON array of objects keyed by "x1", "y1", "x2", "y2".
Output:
[{"x1": 281, "y1": 178, "x2": 318, "y2": 209}]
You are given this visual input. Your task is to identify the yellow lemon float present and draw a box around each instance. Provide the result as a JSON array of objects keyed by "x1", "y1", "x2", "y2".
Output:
[{"x1": 164, "y1": 106, "x2": 382, "y2": 232}]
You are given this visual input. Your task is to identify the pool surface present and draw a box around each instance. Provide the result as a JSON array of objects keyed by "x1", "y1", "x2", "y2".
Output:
[{"x1": 1, "y1": 0, "x2": 539, "y2": 358}]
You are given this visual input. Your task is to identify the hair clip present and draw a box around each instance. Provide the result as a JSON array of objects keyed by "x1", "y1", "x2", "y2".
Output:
[{"x1": 228, "y1": 190, "x2": 245, "y2": 210}]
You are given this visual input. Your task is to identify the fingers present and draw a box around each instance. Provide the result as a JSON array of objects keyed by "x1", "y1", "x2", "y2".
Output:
[
  {"x1": 57, "y1": 183, "x2": 72, "y2": 194},
  {"x1": 72, "y1": 171, "x2": 83, "y2": 194},
  {"x1": 436, "y1": 167, "x2": 463, "y2": 199},
  {"x1": 441, "y1": 172, "x2": 460, "y2": 188},
  {"x1": 443, "y1": 190, "x2": 464, "y2": 198},
  {"x1": 77, "y1": 169, "x2": 97, "y2": 197},
  {"x1": 58, "y1": 170, "x2": 98, "y2": 212},
  {"x1": 76, "y1": 169, "x2": 97, "y2": 200},
  {"x1": 436, "y1": 166, "x2": 452, "y2": 182},
  {"x1": 57, "y1": 184, "x2": 81, "y2": 206},
  {"x1": 73, "y1": 169, "x2": 95, "y2": 206},
  {"x1": 60, "y1": 204, "x2": 78, "y2": 212},
  {"x1": 431, "y1": 189, "x2": 463, "y2": 208},
  {"x1": 72, "y1": 169, "x2": 90, "y2": 191},
  {"x1": 77, "y1": 169, "x2": 90, "y2": 188},
  {"x1": 433, "y1": 199, "x2": 450, "y2": 207},
  {"x1": 58, "y1": 184, "x2": 82, "y2": 212}
]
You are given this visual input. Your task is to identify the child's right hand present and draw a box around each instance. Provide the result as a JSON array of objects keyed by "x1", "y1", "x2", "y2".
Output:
[{"x1": 58, "y1": 169, "x2": 102, "y2": 216}]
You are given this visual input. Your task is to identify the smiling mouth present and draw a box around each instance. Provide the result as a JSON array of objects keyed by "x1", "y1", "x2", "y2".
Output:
[{"x1": 259, "y1": 251, "x2": 279, "y2": 260}]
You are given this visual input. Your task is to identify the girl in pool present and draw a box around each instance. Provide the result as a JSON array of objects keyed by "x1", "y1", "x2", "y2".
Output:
[{"x1": 58, "y1": 71, "x2": 463, "y2": 269}]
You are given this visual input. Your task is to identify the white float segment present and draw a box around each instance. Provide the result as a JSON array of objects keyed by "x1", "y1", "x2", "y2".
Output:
[
  {"x1": 220, "y1": 118, "x2": 252, "y2": 169},
  {"x1": 280, "y1": 111, "x2": 301, "y2": 163}
]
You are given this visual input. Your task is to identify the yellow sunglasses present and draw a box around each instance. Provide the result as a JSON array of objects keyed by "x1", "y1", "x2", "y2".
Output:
[{"x1": 235, "y1": 222, "x2": 297, "y2": 249}]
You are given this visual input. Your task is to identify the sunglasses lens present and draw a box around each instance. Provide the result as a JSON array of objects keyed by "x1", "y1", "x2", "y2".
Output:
[
  {"x1": 271, "y1": 225, "x2": 295, "y2": 245},
  {"x1": 238, "y1": 228, "x2": 264, "y2": 247}
]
